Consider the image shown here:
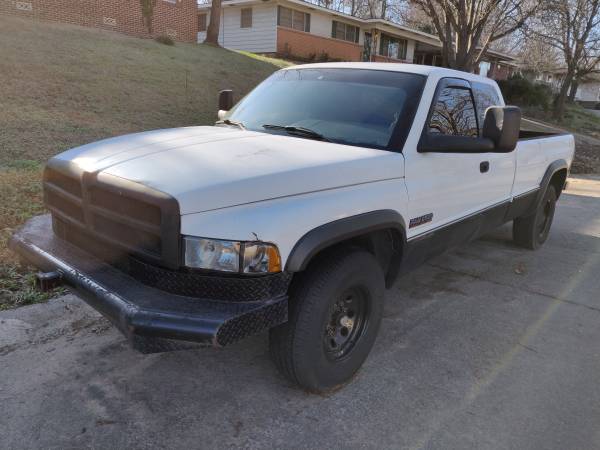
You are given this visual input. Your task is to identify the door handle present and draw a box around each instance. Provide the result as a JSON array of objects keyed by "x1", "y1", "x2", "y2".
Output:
[{"x1": 480, "y1": 161, "x2": 490, "y2": 173}]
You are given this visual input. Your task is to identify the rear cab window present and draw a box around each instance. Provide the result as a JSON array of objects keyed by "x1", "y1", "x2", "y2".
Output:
[{"x1": 471, "y1": 82, "x2": 502, "y2": 135}]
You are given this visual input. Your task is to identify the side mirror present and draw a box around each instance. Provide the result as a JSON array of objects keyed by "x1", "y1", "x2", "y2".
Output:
[
  {"x1": 482, "y1": 106, "x2": 521, "y2": 152},
  {"x1": 218, "y1": 89, "x2": 233, "y2": 112}
]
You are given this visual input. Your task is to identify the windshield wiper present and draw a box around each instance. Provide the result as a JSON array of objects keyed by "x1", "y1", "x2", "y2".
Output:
[
  {"x1": 262, "y1": 124, "x2": 331, "y2": 142},
  {"x1": 216, "y1": 118, "x2": 246, "y2": 130}
]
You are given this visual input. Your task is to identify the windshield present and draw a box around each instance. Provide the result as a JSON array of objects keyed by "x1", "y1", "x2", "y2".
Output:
[{"x1": 225, "y1": 68, "x2": 426, "y2": 150}]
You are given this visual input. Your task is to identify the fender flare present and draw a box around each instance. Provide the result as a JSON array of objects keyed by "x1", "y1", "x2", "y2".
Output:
[
  {"x1": 285, "y1": 210, "x2": 406, "y2": 272},
  {"x1": 537, "y1": 159, "x2": 568, "y2": 204}
]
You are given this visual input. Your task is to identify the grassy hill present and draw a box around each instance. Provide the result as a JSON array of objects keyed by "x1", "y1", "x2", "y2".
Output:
[{"x1": 0, "y1": 15, "x2": 290, "y2": 308}]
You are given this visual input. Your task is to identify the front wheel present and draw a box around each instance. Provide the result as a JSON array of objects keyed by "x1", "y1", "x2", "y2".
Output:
[
  {"x1": 513, "y1": 184, "x2": 557, "y2": 250},
  {"x1": 269, "y1": 248, "x2": 384, "y2": 393}
]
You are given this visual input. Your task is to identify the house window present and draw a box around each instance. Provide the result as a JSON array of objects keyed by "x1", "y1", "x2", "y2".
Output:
[
  {"x1": 198, "y1": 14, "x2": 207, "y2": 32},
  {"x1": 241, "y1": 8, "x2": 252, "y2": 28},
  {"x1": 277, "y1": 6, "x2": 310, "y2": 32},
  {"x1": 331, "y1": 20, "x2": 359, "y2": 43},
  {"x1": 379, "y1": 34, "x2": 407, "y2": 60}
]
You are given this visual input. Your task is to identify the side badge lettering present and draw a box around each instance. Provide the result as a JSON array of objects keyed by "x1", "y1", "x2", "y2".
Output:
[{"x1": 409, "y1": 213, "x2": 433, "y2": 228}]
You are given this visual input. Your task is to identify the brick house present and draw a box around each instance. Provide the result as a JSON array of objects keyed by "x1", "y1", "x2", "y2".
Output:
[
  {"x1": 0, "y1": 0, "x2": 198, "y2": 42},
  {"x1": 197, "y1": 0, "x2": 518, "y2": 80}
]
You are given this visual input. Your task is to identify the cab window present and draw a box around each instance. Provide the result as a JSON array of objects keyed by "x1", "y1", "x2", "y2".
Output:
[{"x1": 428, "y1": 86, "x2": 478, "y2": 137}]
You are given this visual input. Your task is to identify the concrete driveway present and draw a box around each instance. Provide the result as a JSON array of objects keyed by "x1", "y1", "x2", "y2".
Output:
[{"x1": 2, "y1": 177, "x2": 600, "y2": 450}]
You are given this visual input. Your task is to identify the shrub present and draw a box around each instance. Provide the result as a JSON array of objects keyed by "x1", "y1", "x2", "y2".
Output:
[
  {"x1": 316, "y1": 51, "x2": 330, "y2": 62},
  {"x1": 154, "y1": 34, "x2": 175, "y2": 46},
  {"x1": 306, "y1": 52, "x2": 340, "y2": 63},
  {"x1": 497, "y1": 75, "x2": 553, "y2": 110},
  {"x1": 281, "y1": 43, "x2": 292, "y2": 59}
]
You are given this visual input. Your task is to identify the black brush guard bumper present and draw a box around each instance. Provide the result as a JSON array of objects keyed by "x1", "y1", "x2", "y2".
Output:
[{"x1": 10, "y1": 215, "x2": 289, "y2": 351}]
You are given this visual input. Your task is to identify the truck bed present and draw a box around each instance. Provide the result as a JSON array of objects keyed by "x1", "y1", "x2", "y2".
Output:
[{"x1": 512, "y1": 125, "x2": 575, "y2": 198}]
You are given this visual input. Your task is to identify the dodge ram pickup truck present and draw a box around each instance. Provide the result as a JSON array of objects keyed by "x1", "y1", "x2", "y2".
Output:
[{"x1": 11, "y1": 63, "x2": 575, "y2": 392}]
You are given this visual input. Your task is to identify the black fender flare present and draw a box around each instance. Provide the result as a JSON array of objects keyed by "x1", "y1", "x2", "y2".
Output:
[
  {"x1": 285, "y1": 210, "x2": 406, "y2": 273},
  {"x1": 537, "y1": 159, "x2": 569, "y2": 204}
]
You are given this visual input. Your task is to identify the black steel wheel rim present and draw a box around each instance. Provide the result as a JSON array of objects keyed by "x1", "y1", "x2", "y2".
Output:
[{"x1": 323, "y1": 286, "x2": 369, "y2": 361}]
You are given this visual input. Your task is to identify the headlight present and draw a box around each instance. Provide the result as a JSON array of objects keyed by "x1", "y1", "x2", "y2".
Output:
[
  {"x1": 183, "y1": 236, "x2": 281, "y2": 274},
  {"x1": 184, "y1": 237, "x2": 240, "y2": 272}
]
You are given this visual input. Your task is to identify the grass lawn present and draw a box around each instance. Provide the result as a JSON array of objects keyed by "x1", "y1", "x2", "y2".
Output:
[
  {"x1": 0, "y1": 15, "x2": 290, "y2": 309},
  {"x1": 524, "y1": 104, "x2": 600, "y2": 140},
  {"x1": 523, "y1": 104, "x2": 600, "y2": 174}
]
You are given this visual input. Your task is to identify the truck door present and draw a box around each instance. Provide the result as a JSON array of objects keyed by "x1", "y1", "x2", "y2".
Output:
[{"x1": 403, "y1": 78, "x2": 515, "y2": 243}]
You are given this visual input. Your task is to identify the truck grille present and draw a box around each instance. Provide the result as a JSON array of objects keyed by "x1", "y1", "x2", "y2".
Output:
[{"x1": 43, "y1": 162, "x2": 180, "y2": 268}]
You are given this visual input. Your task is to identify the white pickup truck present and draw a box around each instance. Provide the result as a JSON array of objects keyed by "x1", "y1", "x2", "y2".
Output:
[{"x1": 11, "y1": 63, "x2": 574, "y2": 392}]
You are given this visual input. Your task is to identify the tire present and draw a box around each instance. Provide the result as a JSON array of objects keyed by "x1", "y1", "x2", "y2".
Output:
[
  {"x1": 513, "y1": 184, "x2": 557, "y2": 250},
  {"x1": 269, "y1": 248, "x2": 385, "y2": 393}
]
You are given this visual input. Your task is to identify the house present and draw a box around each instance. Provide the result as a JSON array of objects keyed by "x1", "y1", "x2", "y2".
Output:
[
  {"x1": 574, "y1": 74, "x2": 600, "y2": 106},
  {"x1": 0, "y1": 0, "x2": 198, "y2": 42},
  {"x1": 197, "y1": 0, "x2": 518, "y2": 80},
  {"x1": 526, "y1": 68, "x2": 600, "y2": 107}
]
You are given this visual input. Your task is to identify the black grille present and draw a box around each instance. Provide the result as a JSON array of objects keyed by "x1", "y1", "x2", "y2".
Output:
[
  {"x1": 89, "y1": 187, "x2": 161, "y2": 226},
  {"x1": 92, "y1": 214, "x2": 162, "y2": 255},
  {"x1": 45, "y1": 189, "x2": 85, "y2": 223},
  {"x1": 45, "y1": 168, "x2": 82, "y2": 197},
  {"x1": 43, "y1": 163, "x2": 180, "y2": 268}
]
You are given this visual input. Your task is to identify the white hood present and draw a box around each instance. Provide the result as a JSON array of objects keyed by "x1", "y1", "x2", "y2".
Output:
[{"x1": 53, "y1": 126, "x2": 405, "y2": 214}]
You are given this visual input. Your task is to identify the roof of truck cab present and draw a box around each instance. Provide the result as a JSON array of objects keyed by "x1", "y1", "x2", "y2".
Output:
[{"x1": 282, "y1": 63, "x2": 497, "y2": 85}]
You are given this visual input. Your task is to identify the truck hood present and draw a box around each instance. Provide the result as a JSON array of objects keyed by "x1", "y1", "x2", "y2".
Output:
[{"x1": 53, "y1": 126, "x2": 404, "y2": 214}]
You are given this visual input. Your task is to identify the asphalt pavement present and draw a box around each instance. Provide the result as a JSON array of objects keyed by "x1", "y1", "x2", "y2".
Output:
[{"x1": 1, "y1": 176, "x2": 600, "y2": 450}]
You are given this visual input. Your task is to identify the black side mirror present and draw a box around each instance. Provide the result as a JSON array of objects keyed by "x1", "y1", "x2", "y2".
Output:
[
  {"x1": 482, "y1": 106, "x2": 521, "y2": 152},
  {"x1": 218, "y1": 89, "x2": 233, "y2": 111}
]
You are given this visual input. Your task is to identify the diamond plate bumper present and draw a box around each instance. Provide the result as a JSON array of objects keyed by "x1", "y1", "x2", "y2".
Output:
[{"x1": 10, "y1": 215, "x2": 289, "y2": 350}]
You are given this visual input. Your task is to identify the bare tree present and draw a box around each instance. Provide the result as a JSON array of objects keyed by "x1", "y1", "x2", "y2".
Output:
[
  {"x1": 409, "y1": 0, "x2": 538, "y2": 72},
  {"x1": 304, "y1": 0, "x2": 398, "y2": 19},
  {"x1": 529, "y1": 0, "x2": 600, "y2": 118},
  {"x1": 518, "y1": 36, "x2": 562, "y2": 73},
  {"x1": 204, "y1": 0, "x2": 222, "y2": 46},
  {"x1": 399, "y1": 2, "x2": 436, "y2": 33}
]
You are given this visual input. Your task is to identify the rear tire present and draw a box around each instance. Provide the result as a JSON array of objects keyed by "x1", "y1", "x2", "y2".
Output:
[
  {"x1": 269, "y1": 248, "x2": 384, "y2": 393},
  {"x1": 513, "y1": 185, "x2": 557, "y2": 250}
]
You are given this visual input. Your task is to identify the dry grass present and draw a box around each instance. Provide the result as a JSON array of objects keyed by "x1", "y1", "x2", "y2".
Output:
[
  {"x1": 0, "y1": 15, "x2": 290, "y2": 309},
  {"x1": 523, "y1": 105, "x2": 600, "y2": 174},
  {"x1": 0, "y1": 161, "x2": 61, "y2": 309},
  {"x1": 524, "y1": 104, "x2": 600, "y2": 141}
]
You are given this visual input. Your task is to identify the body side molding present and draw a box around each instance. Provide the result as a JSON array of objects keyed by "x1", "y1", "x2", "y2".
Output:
[{"x1": 285, "y1": 210, "x2": 406, "y2": 272}]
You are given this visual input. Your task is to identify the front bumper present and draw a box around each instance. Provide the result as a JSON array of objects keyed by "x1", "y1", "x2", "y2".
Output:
[{"x1": 10, "y1": 215, "x2": 289, "y2": 351}]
